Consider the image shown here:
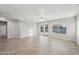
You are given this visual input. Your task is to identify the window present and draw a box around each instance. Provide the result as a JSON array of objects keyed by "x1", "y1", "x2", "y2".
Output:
[
  {"x1": 40, "y1": 24, "x2": 48, "y2": 32},
  {"x1": 53, "y1": 25, "x2": 59, "y2": 33},
  {"x1": 59, "y1": 25, "x2": 66, "y2": 34},
  {"x1": 45, "y1": 25, "x2": 48, "y2": 32},
  {"x1": 40, "y1": 26, "x2": 43, "y2": 32},
  {"x1": 53, "y1": 24, "x2": 66, "y2": 34}
]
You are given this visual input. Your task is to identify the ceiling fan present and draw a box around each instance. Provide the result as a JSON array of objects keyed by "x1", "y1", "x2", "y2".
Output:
[{"x1": 27, "y1": 9, "x2": 48, "y2": 22}]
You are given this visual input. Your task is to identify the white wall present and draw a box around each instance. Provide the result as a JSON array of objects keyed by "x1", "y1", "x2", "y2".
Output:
[
  {"x1": 0, "y1": 16, "x2": 76, "y2": 41},
  {"x1": 37, "y1": 17, "x2": 76, "y2": 41},
  {"x1": 7, "y1": 20, "x2": 20, "y2": 38},
  {"x1": 0, "y1": 17, "x2": 37, "y2": 39},
  {"x1": 20, "y1": 21, "x2": 37, "y2": 38},
  {"x1": 77, "y1": 14, "x2": 79, "y2": 45},
  {"x1": 7, "y1": 20, "x2": 37, "y2": 39}
]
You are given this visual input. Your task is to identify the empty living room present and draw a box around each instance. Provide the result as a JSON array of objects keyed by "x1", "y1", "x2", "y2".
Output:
[{"x1": 0, "y1": 4, "x2": 79, "y2": 55}]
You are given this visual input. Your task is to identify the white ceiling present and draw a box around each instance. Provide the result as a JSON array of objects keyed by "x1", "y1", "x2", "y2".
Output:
[{"x1": 0, "y1": 4, "x2": 79, "y2": 22}]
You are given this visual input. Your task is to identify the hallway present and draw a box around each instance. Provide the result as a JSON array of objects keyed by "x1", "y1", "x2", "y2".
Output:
[{"x1": 0, "y1": 35, "x2": 79, "y2": 55}]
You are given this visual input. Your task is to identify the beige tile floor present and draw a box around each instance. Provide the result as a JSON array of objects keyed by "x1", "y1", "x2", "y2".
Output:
[{"x1": 0, "y1": 35, "x2": 79, "y2": 55}]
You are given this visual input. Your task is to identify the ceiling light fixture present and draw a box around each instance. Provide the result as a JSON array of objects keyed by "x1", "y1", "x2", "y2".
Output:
[
  {"x1": 40, "y1": 17, "x2": 44, "y2": 21},
  {"x1": 40, "y1": 9, "x2": 45, "y2": 21}
]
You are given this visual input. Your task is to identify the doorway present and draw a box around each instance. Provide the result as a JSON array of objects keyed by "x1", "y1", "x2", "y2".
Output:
[
  {"x1": 0, "y1": 21, "x2": 7, "y2": 39},
  {"x1": 40, "y1": 24, "x2": 48, "y2": 36}
]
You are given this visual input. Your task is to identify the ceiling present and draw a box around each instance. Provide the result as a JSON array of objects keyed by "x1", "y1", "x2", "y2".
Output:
[{"x1": 0, "y1": 4, "x2": 79, "y2": 22}]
